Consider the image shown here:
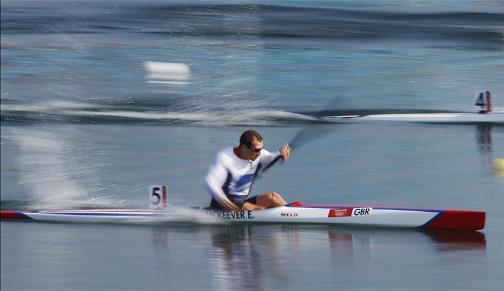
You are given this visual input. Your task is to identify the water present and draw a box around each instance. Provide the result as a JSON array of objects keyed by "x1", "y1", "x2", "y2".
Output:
[
  {"x1": 1, "y1": 0, "x2": 503, "y2": 290},
  {"x1": 0, "y1": 223, "x2": 495, "y2": 291}
]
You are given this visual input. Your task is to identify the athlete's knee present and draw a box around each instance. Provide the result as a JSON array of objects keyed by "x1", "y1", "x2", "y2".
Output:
[
  {"x1": 268, "y1": 192, "x2": 281, "y2": 200},
  {"x1": 257, "y1": 192, "x2": 286, "y2": 208}
]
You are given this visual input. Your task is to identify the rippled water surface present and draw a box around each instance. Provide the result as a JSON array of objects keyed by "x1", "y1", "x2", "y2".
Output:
[{"x1": 1, "y1": 0, "x2": 503, "y2": 290}]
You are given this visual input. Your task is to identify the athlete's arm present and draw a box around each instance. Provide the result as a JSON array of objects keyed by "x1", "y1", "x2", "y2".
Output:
[
  {"x1": 204, "y1": 157, "x2": 240, "y2": 211},
  {"x1": 259, "y1": 149, "x2": 279, "y2": 165},
  {"x1": 260, "y1": 144, "x2": 291, "y2": 166}
]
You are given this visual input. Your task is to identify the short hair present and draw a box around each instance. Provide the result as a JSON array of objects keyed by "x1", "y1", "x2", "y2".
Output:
[{"x1": 239, "y1": 130, "x2": 263, "y2": 148}]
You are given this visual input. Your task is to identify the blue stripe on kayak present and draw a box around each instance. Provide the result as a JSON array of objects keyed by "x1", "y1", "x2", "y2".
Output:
[
  {"x1": 42, "y1": 212, "x2": 162, "y2": 217},
  {"x1": 287, "y1": 204, "x2": 442, "y2": 213},
  {"x1": 18, "y1": 212, "x2": 33, "y2": 219},
  {"x1": 419, "y1": 211, "x2": 445, "y2": 228},
  {"x1": 371, "y1": 207, "x2": 441, "y2": 213}
]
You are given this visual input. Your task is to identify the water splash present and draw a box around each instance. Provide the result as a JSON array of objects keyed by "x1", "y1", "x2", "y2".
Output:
[
  {"x1": 1, "y1": 99, "x2": 320, "y2": 125},
  {"x1": 10, "y1": 127, "x2": 115, "y2": 209}
]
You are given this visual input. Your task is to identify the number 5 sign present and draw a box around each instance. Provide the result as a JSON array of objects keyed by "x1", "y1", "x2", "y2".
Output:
[{"x1": 149, "y1": 185, "x2": 168, "y2": 209}]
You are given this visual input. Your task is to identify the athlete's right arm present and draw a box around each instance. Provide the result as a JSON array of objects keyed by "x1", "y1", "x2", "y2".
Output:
[{"x1": 204, "y1": 156, "x2": 241, "y2": 211}]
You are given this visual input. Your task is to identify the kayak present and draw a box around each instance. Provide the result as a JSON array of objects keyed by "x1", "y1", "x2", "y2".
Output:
[
  {"x1": 0, "y1": 201, "x2": 486, "y2": 231},
  {"x1": 322, "y1": 112, "x2": 503, "y2": 125},
  {"x1": 322, "y1": 91, "x2": 503, "y2": 125}
]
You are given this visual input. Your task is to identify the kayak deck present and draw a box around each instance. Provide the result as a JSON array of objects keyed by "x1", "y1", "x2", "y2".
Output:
[
  {"x1": 0, "y1": 201, "x2": 486, "y2": 231},
  {"x1": 322, "y1": 112, "x2": 504, "y2": 124}
]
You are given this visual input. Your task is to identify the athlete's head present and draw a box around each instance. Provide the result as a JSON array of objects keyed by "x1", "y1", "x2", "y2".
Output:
[{"x1": 239, "y1": 130, "x2": 263, "y2": 153}]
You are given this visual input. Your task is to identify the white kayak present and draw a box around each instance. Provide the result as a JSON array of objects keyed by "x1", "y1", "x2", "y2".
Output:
[
  {"x1": 322, "y1": 112, "x2": 503, "y2": 125},
  {"x1": 322, "y1": 91, "x2": 503, "y2": 125},
  {"x1": 0, "y1": 201, "x2": 486, "y2": 231}
]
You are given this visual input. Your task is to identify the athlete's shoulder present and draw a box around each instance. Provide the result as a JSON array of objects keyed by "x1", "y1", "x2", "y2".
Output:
[
  {"x1": 259, "y1": 148, "x2": 274, "y2": 155},
  {"x1": 214, "y1": 147, "x2": 236, "y2": 162}
]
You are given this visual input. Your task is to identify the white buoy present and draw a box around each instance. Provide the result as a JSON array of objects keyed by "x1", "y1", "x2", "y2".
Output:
[{"x1": 144, "y1": 61, "x2": 191, "y2": 86}]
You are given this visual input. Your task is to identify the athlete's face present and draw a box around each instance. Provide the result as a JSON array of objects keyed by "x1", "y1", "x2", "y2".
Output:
[{"x1": 247, "y1": 139, "x2": 263, "y2": 160}]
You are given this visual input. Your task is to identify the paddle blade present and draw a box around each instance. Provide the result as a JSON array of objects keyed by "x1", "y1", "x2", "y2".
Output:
[
  {"x1": 260, "y1": 124, "x2": 336, "y2": 175},
  {"x1": 289, "y1": 124, "x2": 336, "y2": 151}
]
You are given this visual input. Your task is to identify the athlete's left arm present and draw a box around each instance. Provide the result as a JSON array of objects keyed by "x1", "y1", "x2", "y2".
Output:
[{"x1": 260, "y1": 144, "x2": 291, "y2": 166}]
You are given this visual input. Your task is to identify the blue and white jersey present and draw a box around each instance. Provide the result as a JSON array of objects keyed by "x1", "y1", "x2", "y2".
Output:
[{"x1": 205, "y1": 147, "x2": 279, "y2": 209}]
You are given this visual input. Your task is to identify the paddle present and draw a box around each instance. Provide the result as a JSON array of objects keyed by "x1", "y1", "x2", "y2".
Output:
[
  {"x1": 260, "y1": 124, "x2": 335, "y2": 175},
  {"x1": 259, "y1": 94, "x2": 343, "y2": 176}
]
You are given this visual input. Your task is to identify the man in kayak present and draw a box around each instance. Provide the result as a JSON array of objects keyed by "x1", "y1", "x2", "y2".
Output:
[{"x1": 205, "y1": 130, "x2": 291, "y2": 211}]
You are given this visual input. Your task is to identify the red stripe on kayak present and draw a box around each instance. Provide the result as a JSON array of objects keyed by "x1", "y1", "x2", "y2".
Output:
[
  {"x1": 426, "y1": 210, "x2": 486, "y2": 231},
  {"x1": 288, "y1": 201, "x2": 303, "y2": 207},
  {"x1": 0, "y1": 211, "x2": 32, "y2": 220}
]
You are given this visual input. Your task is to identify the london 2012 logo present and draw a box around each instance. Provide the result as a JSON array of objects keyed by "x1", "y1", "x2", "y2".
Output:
[{"x1": 328, "y1": 208, "x2": 352, "y2": 217}]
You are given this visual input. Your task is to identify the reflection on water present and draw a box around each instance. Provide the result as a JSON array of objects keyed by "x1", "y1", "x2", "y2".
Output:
[
  {"x1": 474, "y1": 125, "x2": 504, "y2": 178},
  {"x1": 150, "y1": 225, "x2": 486, "y2": 291},
  {"x1": 476, "y1": 125, "x2": 493, "y2": 152},
  {"x1": 209, "y1": 226, "x2": 264, "y2": 291},
  {"x1": 425, "y1": 229, "x2": 487, "y2": 252}
]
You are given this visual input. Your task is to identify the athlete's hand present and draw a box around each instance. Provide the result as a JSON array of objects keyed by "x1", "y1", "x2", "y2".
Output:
[{"x1": 279, "y1": 144, "x2": 291, "y2": 161}]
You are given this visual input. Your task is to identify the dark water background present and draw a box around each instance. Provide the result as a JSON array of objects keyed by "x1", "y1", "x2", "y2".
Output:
[{"x1": 1, "y1": 0, "x2": 503, "y2": 290}]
